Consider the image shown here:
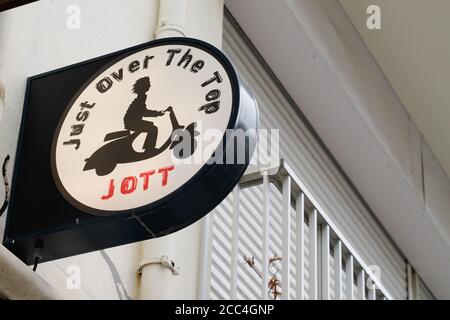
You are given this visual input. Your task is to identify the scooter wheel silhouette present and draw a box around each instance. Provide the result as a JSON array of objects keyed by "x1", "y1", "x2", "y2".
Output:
[
  {"x1": 84, "y1": 154, "x2": 118, "y2": 176},
  {"x1": 95, "y1": 163, "x2": 117, "y2": 176}
]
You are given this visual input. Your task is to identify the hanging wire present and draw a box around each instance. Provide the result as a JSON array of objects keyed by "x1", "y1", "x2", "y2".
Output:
[{"x1": 0, "y1": 154, "x2": 10, "y2": 217}]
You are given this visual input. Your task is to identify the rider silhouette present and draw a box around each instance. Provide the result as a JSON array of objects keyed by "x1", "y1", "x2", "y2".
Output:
[
  {"x1": 83, "y1": 76, "x2": 197, "y2": 176},
  {"x1": 123, "y1": 77, "x2": 164, "y2": 151}
]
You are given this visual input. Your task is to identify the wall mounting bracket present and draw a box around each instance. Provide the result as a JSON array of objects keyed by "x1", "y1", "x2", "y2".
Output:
[{"x1": 138, "y1": 255, "x2": 180, "y2": 276}]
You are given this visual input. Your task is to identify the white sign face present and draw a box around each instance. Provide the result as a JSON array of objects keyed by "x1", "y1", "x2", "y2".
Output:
[{"x1": 52, "y1": 43, "x2": 234, "y2": 214}]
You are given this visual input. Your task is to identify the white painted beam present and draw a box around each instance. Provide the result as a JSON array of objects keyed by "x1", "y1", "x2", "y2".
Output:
[
  {"x1": 309, "y1": 209, "x2": 318, "y2": 300},
  {"x1": 261, "y1": 174, "x2": 270, "y2": 299},
  {"x1": 281, "y1": 176, "x2": 291, "y2": 300},
  {"x1": 357, "y1": 270, "x2": 366, "y2": 300},
  {"x1": 334, "y1": 240, "x2": 343, "y2": 300},
  {"x1": 321, "y1": 224, "x2": 330, "y2": 300},
  {"x1": 345, "y1": 255, "x2": 354, "y2": 300},
  {"x1": 230, "y1": 186, "x2": 240, "y2": 299},
  {"x1": 295, "y1": 193, "x2": 304, "y2": 300}
]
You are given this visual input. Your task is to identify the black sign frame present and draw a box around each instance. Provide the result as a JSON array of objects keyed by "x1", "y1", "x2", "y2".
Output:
[{"x1": 3, "y1": 37, "x2": 258, "y2": 265}]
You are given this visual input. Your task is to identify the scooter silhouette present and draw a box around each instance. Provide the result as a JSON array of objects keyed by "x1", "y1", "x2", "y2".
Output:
[{"x1": 83, "y1": 106, "x2": 198, "y2": 176}]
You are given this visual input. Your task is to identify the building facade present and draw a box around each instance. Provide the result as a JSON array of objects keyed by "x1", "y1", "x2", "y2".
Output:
[{"x1": 0, "y1": 0, "x2": 448, "y2": 300}]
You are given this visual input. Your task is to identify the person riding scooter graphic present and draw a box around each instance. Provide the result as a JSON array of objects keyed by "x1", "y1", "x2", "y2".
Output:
[
  {"x1": 123, "y1": 76, "x2": 166, "y2": 152},
  {"x1": 83, "y1": 76, "x2": 198, "y2": 176}
]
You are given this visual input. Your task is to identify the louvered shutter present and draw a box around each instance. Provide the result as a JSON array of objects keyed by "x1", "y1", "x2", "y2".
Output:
[{"x1": 205, "y1": 13, "x2": 408, "y2": 300}]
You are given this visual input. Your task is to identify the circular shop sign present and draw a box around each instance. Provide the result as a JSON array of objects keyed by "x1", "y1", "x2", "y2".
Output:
[{"x1": 51, "y1": 38, "x2": 258, "y2": 224}]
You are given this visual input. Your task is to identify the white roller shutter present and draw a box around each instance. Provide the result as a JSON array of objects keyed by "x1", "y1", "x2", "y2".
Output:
[{"x1": 204, "y1": 12, "x2": 408, "y2": 300}]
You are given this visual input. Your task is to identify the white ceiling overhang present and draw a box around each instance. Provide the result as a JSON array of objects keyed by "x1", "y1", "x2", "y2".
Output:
[
  {"x1": 226, "y1": 0, "x2": 450, "y2": 299},
  {"x1": 340, "y1": 0, "x2": 450, "y2": 185}
]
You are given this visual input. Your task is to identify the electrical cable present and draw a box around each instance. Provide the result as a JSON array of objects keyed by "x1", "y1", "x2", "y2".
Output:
[
  {"x1": 0, "y1": 154, "x2": 10, "y2": 217},
  {"x1": 32, "y1": 256, "x2": 40, "y2": 272},
  {"x1": 32, "y1": 240, "x2": 43, "y2": 272}
]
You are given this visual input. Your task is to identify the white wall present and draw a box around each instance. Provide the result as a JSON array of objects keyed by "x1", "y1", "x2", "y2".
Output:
[{"x1": 0, "y1": 0, "x2": 223, "y2": 299}]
